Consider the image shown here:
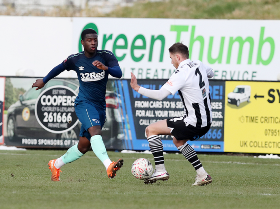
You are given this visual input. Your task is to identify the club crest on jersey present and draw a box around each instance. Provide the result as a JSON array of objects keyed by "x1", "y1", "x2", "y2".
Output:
[
  {"x1": 202, "y1": 88, "x2": 206, "y2": 98},
  {"x1": 79, "y1": 66, "x2": 84, "y2": 71},
  {"x1": 80, "y1": 71, "x2": 105, "y2": 82}
]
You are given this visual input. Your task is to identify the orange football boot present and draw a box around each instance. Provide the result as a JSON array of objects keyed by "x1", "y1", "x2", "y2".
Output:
[
  {"x1": 107, "y1": 159, "x2": 124, "y2": 179},
  {"x1": 48, "y1": 159, "x2": 62, "y2": 181}
]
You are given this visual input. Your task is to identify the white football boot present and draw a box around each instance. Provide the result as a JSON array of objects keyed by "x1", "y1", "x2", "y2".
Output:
[
  {"x1": 144, "y1": 170, "x2": 169, "y2": 184},
  {"x1": 192, "y1": 174, "x2": 212, "y2": 186}
]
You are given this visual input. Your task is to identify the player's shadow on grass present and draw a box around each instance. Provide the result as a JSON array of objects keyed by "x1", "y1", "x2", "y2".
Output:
[{"x1": 226, "y1": 101, "x2": 250, "y2": 109}]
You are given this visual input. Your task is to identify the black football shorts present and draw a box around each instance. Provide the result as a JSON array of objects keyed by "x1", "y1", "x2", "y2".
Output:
[{"x1": 166, "y1": 117, "x2": 211, "y2": 141}]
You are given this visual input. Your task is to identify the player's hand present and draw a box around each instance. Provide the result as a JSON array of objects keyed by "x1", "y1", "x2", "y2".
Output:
[
  {"x1": 92, "y1": 60, "x2": 108, "y2": 71},
  {"x1": 32, "y1": 79, "x2": 45, "y2": 90},
  {"x1": 130, "y1": 73, "x2": 140, "y2": 92}
]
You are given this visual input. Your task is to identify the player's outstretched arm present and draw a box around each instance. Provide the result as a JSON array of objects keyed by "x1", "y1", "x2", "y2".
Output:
[
  {"x1": 32, "y1": 79, "x2": 45, "y2": 90},
  {"x1": 43, "y1": 63, "x2": 65, "y2": 83},
  {"x1": 107, "y1": 66, "x2": 122, "y2": 78},
  {"x1": 130, "y1": 72, "x2": 171, "y2": 100},
  {"x1": 32, "y1": 63, "x2": 65, "y2": 90},
  {"x1": 130, "y1": 73, "x2": 140, "y2": 92}
]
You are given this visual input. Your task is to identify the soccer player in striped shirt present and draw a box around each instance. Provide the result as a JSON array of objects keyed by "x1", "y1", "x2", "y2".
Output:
[
  {"x1": 130, "y1": 42, "x2": 214, "y2": 186},
  {"x1": 32, "y1": 29, "x2": 123, "y2": 181}
]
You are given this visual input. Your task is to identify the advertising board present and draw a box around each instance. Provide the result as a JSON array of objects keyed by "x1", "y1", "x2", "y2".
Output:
[
  {"x1": 73, "y1": 18, "x2": 280, "y2": 81},
  {"x1": 0, "y1": 16, "x2": 280, "y2": 81},
  {"x1": 1, "y1": 76, "x2": 279, "y2": 154},
  {"x1": 116, "y1": 79, "x2": 224, "y2": 152},
  {"x1": 3, "y1": 77, "x2": 125, "y2": 149},
  {"x1": 224, "y1": 81, "x2": 280, "y2": 154}
]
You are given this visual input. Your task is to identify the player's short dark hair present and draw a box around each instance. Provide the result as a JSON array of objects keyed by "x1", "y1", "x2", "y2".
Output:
[
  {"x1": 81, "y1": 29, "x2": 97, "y2": 40},
  {"x1": 169, "y1": 43, "x2": 189, "y2": 58}
]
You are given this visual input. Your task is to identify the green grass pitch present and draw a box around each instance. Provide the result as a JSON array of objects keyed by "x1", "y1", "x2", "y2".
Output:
[{"x1": 0, "y1": 150, "x2": 279, "y2": 209}]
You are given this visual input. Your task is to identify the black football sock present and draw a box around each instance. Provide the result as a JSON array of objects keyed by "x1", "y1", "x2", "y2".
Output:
[
  {"x1": 147, "y1": 135, "x2": 166, "y2": 172},
  {"x1": 178, "y1": 143, "x2": 202, "y2": 170}
]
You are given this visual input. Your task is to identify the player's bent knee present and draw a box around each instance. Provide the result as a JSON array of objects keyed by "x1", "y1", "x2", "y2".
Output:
[
  {"x1": 173, "y1": 137, "x2": 181, "y2": 148},
  {"x1": 78, "y1": 145, "x2": 89, "y2": 154},
  {"x1": 146, "y1": 124, "x2": 161, "y2": 137},
  {"x1": 173, "y1": 137, "x2": 188, "y2": 148},
  {"x1": 78, "y1": 142, "x2": 91, "y2": 154},
  {"x1": 78, "y1": 137, "x2": 91, "y2": 154},
  {"x1": 146, "y1": 126, "x2": 156, "y2": 138},
  {"x1": 145, "y1": 127, "x2": 149, "y2": 138},
  {"x1": 88, "y1": 126, "x2": 102, "y2": 136},
  {"x1": 173, "y1": 137, "x2": 178, "y2": 146}
]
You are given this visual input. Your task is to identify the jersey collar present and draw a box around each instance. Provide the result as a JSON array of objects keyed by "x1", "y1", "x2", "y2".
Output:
[{"x1": 178, "y1": 59, "x2": 191, "y2": 69}]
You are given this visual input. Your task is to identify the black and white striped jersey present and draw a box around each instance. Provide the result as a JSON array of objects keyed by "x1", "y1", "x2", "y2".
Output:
[{"x1": 162, "y1": 59, "x2": 213, "y2": 128}]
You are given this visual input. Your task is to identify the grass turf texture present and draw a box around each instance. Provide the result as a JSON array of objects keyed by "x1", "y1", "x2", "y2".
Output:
[{"x1": 0, "y1": 150, "x2": 279, "y2": 209}]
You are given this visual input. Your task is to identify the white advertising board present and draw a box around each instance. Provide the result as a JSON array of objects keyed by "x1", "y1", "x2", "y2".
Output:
[
  {"x1": 0, "y1": 16, "x2": 279, "y2": 80},
  {"x1": 0, "y1": 16, "x2": 73, "y2": 78},
  {"x1": 72, "y1": 18, "x2": 280, "y2": 81}
]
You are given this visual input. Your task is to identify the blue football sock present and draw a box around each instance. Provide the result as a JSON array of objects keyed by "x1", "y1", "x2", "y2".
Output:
[{"x1": 61, "y1": 144, "x2": 83, "y2": 164}]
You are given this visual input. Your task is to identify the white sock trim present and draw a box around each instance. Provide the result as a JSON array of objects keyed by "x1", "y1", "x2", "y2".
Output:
[
  {"x1": 103, "y1": 159, "x2": 112, "y2": 170},
  {"x1": 196, "y1": 167, "x2": 207, "y2": 176},
  {"x1": 178, "y1": 141, "x2": 188, "y2": 151},
  {"x1": 155, "y1": 164, "x2": 166, "y2": 173},
  {"x1": 54, "y1": 157, "x2": 65, "y2": 169}
]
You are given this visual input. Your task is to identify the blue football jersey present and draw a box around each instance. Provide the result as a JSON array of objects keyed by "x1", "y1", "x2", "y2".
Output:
[{"x1": 63, "y1": 50, "x2": 119, "y2": 109}]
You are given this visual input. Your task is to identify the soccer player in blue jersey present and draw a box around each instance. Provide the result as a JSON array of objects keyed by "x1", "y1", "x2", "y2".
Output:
[{"x1": 32, "y1": 29, "x2": 123, "y2": 181}]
